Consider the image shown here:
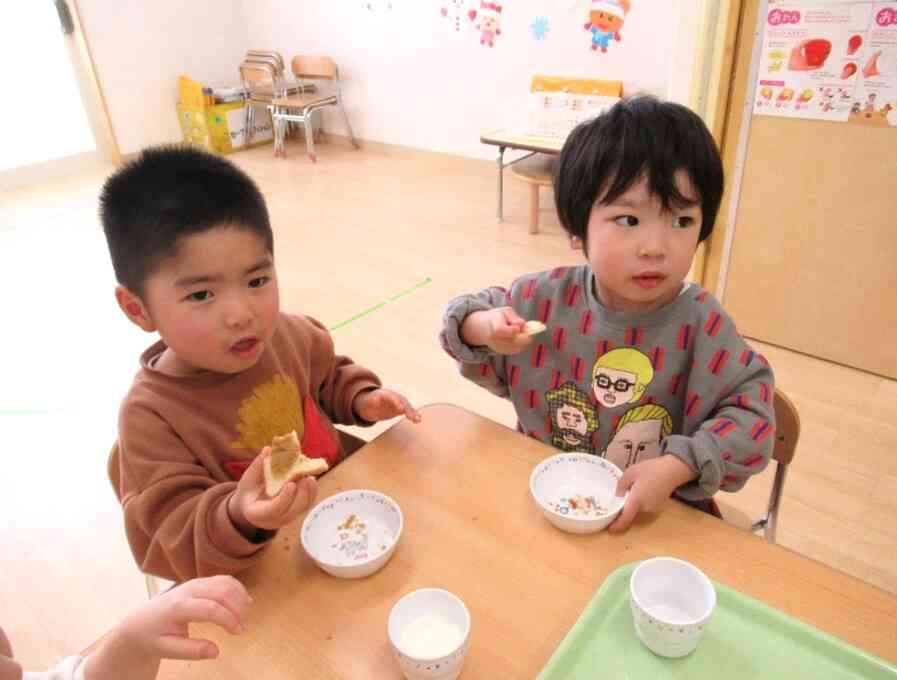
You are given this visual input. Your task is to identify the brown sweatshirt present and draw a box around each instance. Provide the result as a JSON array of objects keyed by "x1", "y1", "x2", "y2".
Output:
[{"x1": 109, "y1": 313, "x2": 380, "y2": 581}]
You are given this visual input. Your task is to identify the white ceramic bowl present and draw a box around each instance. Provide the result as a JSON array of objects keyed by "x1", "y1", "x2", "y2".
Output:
[
  {"x1": 629, "y1": 557, "x2": 716, "y2": 658},
  {"x1": 529, "y1": 453, "x2": 626, "y2": 533},
  {"x1": 388, "y1": 588, "x2": 471, "y2": 680},
  {"x1": 300, "y1": 489, "x2": 403, "y2": 579}
]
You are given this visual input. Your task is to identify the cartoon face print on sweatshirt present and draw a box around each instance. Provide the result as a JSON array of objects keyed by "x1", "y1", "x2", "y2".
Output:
[
  {"x1": 602, "y1": 404, "x2": 673, "y2": 471},
  {"x1": 545, "y1": 381, "x2": 600, "y2": 453},
  {"x1": 591, "y1": 347, "x2": 654, "y2": 408},
  {"x1": 224, "y1": 374, "x2": 337, "y2": 480}
]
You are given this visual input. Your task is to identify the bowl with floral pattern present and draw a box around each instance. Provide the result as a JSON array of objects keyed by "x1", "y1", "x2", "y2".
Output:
[
  {"x1": 301, "y1": 489, "x2": 403, "y2": 578},
  {"x1": 529, "y1": 453, "x2": 626, "y2": 533}
]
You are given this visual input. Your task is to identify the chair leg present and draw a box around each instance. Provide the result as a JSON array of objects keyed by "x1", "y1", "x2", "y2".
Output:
[
  {"x1": 528, "y1": 184, "x2": 539, "y2": 234},
  {"x1": 273, "y1": 113, "x2": 286, "y2": 158},
  {"x1": 304, "y1": 115, "x2": 317, "y2": 162},
  {"x1": 338, "y1": 103, "x2": 360, "y2": 149},
  {"x1": 145, "y1": 573, "x2": 173, "y2": 599},
  {"x1": 244, "y1": 103, "x2": 252, "y2": 147},
  {"x1": 752, "y1": 461, "x2": 787, "y2": 543},
  {"x1": 246, "y1": 105, "x2": 255, "y2": 146}
]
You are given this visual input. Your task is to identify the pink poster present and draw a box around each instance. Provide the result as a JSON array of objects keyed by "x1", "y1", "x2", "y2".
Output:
[
  {"x1": 849, "y1": 3, "x2": 897, "y2": 126},
  {"x1": 754, "y1": 1, "x2": 872, "y2": 121}
]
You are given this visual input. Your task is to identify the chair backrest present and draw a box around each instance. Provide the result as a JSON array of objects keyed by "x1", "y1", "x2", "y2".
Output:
[
  {"x1": 292, "y1": 55, "x2": 338, "y2": 81},
  {"x1": 246, "y1": 49, "x2": 284, "y2": 73},
  {"x1": 108, "y1": 441, "x2": 123, "y2": 501},
  {"x1": 239, "y1": 60, "x2": 287, "y2": 100},
  {"x1": 772, "y1": 389, "x2": 800, "y2": 466}
]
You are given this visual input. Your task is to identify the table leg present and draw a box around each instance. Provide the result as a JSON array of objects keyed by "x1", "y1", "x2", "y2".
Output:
[{"x1": 497, "y1": 146, "x2": 506, "y2": 223}]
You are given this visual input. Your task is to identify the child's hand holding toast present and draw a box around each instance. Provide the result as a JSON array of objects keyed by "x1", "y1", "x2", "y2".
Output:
[
  {"x1": 461, "y1": 307, "x2": 543, "y2": 355},
  {"x1": 227, "y1": 438, "x2": 320, "y2": 536}
]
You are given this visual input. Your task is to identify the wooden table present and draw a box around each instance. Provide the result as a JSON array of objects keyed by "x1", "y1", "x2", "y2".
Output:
[
  {"x1": 158, "y1": 404, "x2": 897, "y2": 678},
  {"x1": 480, "y1": 129, "x2": 565, "y2": 223}
]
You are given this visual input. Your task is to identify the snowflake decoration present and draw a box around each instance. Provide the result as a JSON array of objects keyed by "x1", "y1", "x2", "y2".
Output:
[{"x1": 531, "y1": 16, "x2": 550, "y2": 41}]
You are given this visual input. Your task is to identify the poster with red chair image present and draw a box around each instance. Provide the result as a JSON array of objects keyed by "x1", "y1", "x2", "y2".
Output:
[{"x1": 754, "y1": 1, "x2": 874, "y2": 121}]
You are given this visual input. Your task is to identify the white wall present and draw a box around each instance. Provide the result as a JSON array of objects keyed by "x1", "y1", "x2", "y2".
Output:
[
  {"x1": 75, "y1": 0, "x2": 702, "y2": 159},
  {"x1": 242, "y1": 0, "x2": 701, "y2": 160},
  {"x1": 77, "y1": 0, "x2": 249, "y2": 155}
]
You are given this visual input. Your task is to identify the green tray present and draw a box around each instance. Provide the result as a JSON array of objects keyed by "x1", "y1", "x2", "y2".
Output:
[{"x1": 538, "y1": 562, "x2": 897, "y2": 679}]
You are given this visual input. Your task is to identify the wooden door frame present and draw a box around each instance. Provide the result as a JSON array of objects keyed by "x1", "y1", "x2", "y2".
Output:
[
  {"x1": 694, "y1": 0, "x2": 761, "y2": 294},
  {"x1": 68, "y1": 0, "x2": 121, "y2": 166}
]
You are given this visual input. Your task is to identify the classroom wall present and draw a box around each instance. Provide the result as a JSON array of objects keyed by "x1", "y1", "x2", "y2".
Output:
[
  {"x1": 76, "y1": 0, "x2": 249, "y2": 156},
  {"x1": 242, "y1": 0, "x2": 701, "y2": 159}
]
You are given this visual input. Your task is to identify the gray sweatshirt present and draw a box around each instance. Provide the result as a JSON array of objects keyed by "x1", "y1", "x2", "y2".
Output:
[{"x1": 440, "y1": 265, "x2": 775, "y2": 500}]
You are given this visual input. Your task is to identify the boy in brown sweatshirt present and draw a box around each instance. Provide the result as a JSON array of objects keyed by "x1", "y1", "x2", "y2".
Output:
[{"x1": 100, "y1": 146, "x2": 420, "y2": 582}]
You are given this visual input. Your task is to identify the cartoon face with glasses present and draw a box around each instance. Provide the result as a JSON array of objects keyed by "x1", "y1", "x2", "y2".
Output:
[{"x1": 591, "y1": 348, "x2": 654, "y2": 408}]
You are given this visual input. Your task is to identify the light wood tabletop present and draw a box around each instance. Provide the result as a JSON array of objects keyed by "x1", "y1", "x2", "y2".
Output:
[
  {"x1": 479, "y1": 129, "x2": 566, "y2": 223},
  {"x1": 156, "y1": 403, "x2": 897, "y2": 679}
]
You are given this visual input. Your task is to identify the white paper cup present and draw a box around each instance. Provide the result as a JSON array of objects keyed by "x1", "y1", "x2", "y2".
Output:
[
  {"x1": 388, "y1": 588, "x2": 471, "y2": 680},
  {"x1": 629, "y1": 557, "x2": 716, "y2": 658}
]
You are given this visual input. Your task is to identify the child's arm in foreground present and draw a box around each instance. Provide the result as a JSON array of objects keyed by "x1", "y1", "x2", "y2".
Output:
[
  {"x1": 610, "y1": 355, "x2": 776, "y2": 532},
  {"x1": 3, "y1": 576, "x2": 249, "y2": 680},
  {"x1": 83, "y1": 575, "x2": 251, "y2": 680}
]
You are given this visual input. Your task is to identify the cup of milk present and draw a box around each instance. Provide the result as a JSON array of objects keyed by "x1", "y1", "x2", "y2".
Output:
[{"x1": 388, "y1": 588, "x2": 471, "y2": 680}]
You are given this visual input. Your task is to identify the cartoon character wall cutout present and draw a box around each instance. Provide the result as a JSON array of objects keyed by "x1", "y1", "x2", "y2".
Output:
[
  {"x1": 546, "y1": 381, "x2": 600, "y2": 453},
  {"x1": 440, "y1": 0, "x2": 477, "y2": 33},
  {"x1": 584, "y1": 0, "x2": 630, "y2": 53},
  {"x1": 477, "y1": 1, "x2": 503, "y2": 47}
]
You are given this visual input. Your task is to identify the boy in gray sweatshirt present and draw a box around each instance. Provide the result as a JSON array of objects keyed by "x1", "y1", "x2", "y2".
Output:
[{"x1": 440, "y1": 96, "x2": 774, "y2": 532}]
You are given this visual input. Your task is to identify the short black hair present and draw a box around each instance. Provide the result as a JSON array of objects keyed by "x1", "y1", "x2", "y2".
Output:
[
  {"x1": 554, "y1": 95, "x2": 724, "y2": 244},
  {"x1": 100, "y1": 145, "x2": 273, "y2": 295}
]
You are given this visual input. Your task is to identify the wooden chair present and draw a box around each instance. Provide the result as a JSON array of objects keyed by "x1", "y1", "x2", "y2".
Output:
[
  {"x1": 270, "y1": 55, "x2": 360, "y2": 161},
  {"x1": 510, "y1": 153, "x2": 556, "y2": 234},
  {"x1": 751, "y1": 389, "x2": 800, "y2": 543},
  {"x1": 108, "y1": 443, "x2": 172, "y2": 598}
]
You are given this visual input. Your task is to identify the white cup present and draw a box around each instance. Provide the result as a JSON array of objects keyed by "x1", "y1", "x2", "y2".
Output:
[
  {"x1": 629, "y1": 557, "x2": 716, "y2": 658},
  {"x1": 388, "y1": 588, "x2": 471, "y2": 680}
]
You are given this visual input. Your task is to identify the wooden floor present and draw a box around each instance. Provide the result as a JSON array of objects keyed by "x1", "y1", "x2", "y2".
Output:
[{"x1": 2, "y1": 140, "x2": 895, "y2": 670}]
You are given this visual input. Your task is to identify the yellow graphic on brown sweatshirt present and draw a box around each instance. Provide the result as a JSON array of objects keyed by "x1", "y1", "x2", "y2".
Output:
[{"x1": 231, "y1": 374, "x2": 304, "y2": 453}]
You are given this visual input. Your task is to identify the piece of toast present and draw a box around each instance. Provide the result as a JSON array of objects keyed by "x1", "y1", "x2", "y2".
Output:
[
  {"x1": 263, "y1": 430, "x2": 329, "y2": 497},
  {"x1": 522, "y1": 320, "x2": 546, "y2": 336}
]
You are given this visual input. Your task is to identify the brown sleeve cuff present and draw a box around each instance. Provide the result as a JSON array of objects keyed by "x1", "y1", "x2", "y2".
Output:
[{"x1": 339, "y1": 380, "x2": 381, "y2": 426}]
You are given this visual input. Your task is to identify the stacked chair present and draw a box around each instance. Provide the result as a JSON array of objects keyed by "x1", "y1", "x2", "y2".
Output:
[
  {"x1": 238, "y1": 50, "x2": 309, "y2": 145},
  {"x1": 270, "y1": 55, "x2": 360, "y2": 161}
]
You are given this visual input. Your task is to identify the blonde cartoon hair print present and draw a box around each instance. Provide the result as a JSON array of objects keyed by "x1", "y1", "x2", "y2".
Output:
[{"x1": 591, "y1": 347, "x2": 654, "y2": 408}]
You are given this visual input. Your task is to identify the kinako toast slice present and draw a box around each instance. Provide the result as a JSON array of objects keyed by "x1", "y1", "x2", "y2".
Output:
[{"x1": 263, "y1": 430, "x2": 329, "y2": 497}]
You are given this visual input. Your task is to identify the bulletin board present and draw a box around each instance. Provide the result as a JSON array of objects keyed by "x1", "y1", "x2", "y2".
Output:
[{"x1": 714, "y1": 0, "x2": 897, "y2": 379}]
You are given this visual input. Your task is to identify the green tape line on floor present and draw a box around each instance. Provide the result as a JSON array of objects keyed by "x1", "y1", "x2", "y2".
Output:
[{"x1": 329, "y1": 278, "x2": 432, "y2": 332}]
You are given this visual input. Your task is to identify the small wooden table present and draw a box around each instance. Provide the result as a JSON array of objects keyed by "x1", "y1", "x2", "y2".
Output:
[
  {"x1": 480, "y1": 129, "x2": 565, "y2": 223},
  {"x1": 157, "y1": 404, "x2": 897, "y2": 678}
]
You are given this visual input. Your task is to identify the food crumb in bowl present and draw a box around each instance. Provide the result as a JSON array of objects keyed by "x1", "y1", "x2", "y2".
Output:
[
  {"x1": 551, "y1": 495, "x2": 608, "y2": 516},
  {"x1": 338, "y1": 513, "x2": 366, "y2": 532}
]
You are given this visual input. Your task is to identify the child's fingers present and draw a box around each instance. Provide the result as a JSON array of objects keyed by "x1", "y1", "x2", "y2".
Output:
[
  {"x1": 403, "y1": 399, "x2": 422, "y2": 423},
  {"x1": 608, "y1": 495, "x2": 639, "y2": 534},
  {"x1": 500, "y1": 306, "x2": 526, "y2": 327},
  {"x1": 238, "y1": 449, "x2": 267, "y2": 490},
  {"x1": 250, "y1": 480, "x2": 298, "y2": 524},
  {"x1": 183, "y1": 576, "x2": 252, "y2": 625},
  {"x1": 155, "y1": 635, "x2": 220, "y2": 661},
  {"x1": 285, "y1": 476, "x2": 318, "y2": 519},
  {"x1": 174, "y1": 597, "x2": 244, "y2": 635},
  {"x1": 615, "y1": 468, "x2": 636, "y2": 497},
  {"x1": 511, "y1": 333, "x2": 534, "y2": 349}
]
